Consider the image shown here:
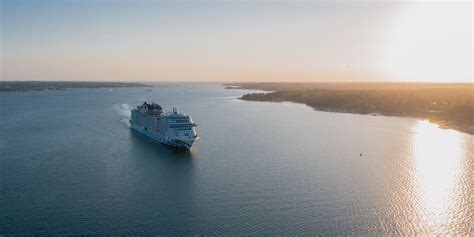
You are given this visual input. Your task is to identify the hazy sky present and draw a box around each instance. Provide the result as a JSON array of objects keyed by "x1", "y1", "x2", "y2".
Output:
[{"x1": 1, "y1": 0, "x2": 472, "y2": 82}]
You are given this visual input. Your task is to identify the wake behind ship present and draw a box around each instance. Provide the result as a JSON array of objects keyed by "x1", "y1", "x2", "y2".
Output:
[{"x1": 130, "y1": 102, "x2": 199, "y2": 149}]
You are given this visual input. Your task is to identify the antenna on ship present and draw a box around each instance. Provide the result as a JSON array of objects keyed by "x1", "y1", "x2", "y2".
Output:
[{"x1": 173, "y1": 107, "x2": 177, "y2": 114}]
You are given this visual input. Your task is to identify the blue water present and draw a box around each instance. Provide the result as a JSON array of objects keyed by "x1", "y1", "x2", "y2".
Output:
[{"x1": 1, "y1": 83, "x2": 472, "y2": 235}]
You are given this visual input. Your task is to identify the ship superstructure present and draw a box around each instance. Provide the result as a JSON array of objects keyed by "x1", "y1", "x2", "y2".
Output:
[{"x1": 130, "y1": 102, "x2": 199, "y2": 149}]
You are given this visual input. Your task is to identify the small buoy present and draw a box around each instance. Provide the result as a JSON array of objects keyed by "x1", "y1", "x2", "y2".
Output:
[{"x1": 360, "y1": 153, "x2": 362, "y2": 157}]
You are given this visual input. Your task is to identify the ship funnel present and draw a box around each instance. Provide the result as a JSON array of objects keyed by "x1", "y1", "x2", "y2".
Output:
[{"x1": 173, "y1": 107, "x2": 177, "y2": 114}]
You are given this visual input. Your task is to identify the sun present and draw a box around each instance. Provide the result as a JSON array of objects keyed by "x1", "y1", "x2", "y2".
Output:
[{"x1": 377, "y1": 2, "x2": 472, "y2": 82}]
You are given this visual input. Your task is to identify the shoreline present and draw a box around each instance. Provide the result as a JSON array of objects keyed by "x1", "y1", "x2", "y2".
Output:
[
  {"x1": 230, "y1": 83, "x2": 473, "y2": 136},
  {"x1": 0, "y1": 81, "x2": 153, "y2": 93},
  {"x1": 240, "y1": 97, "x2": 474, "y2": 135}
]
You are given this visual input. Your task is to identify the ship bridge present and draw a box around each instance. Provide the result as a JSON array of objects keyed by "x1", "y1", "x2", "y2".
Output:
[{"x1": 166, "y1": 108, "x2": 197, "y2": 128}]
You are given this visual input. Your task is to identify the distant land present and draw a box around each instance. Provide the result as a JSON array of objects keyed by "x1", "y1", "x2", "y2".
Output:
[
  {"x1": 0, "y1": 81, "x2": 152, "y2": 92},
  {"x1": 225, "y1": 82, "x2": 473, "y2": 91},
  {"x1": 226, "y1": 82, "x2": 474, "y2": 135}
]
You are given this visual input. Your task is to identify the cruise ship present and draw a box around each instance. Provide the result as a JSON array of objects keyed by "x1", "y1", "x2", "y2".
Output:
[{"x1": 130, "y1": 102, "x2": 199, "y2": 149}]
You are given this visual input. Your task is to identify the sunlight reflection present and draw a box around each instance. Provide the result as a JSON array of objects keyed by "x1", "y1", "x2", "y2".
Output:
[{"x1": 410, "y1": 120, "x2": 464, "y2": 231}]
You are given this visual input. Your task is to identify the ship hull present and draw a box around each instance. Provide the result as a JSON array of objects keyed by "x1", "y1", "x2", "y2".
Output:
[{"x1": 130, "y1": 123, "x2": 196, "y2": 150}]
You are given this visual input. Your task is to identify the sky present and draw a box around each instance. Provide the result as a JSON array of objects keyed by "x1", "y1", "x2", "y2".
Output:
[{"x1": 0, "y1": 0, "x2": 472, "y2": 82}]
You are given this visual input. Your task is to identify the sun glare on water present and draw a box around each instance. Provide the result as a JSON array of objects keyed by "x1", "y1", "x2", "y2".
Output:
[{"x1": 409, "y1": 120, "x2": 466, "y2": 233}]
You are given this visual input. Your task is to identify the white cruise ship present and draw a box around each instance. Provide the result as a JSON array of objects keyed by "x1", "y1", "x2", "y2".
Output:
[{"x1": 130, "y1": 102, "x2": 199, "y2": 149}]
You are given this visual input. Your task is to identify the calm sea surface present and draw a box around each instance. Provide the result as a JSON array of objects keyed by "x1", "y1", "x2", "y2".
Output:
[{"x1": 0, "y1": 83, "x2": 472, "y2": 235}]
